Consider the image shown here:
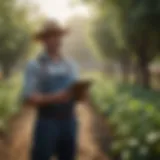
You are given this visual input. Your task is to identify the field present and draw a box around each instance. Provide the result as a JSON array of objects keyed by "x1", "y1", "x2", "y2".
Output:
[
  {"x1": 90, "y1": 73, "x2": 160, "y2": 160},
  {"x1": 0, "y1": 72, "x2": 159, "y2": 160},
  {"x1": 0, "y1": 73, "x2": 109, "y2": 160}
]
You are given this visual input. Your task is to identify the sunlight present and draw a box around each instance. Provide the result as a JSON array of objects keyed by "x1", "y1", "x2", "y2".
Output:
[{"x1": 33, "y1": 0, "x2": 89, "y2": 23}]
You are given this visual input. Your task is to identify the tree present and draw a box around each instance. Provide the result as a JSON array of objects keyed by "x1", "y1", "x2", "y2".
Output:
[
  {"x1": 0, "y1": 0, "x2": 42, "y2": 78},
  {"x1": 126, "y1": 0, "x2": 160, "y2": 88},
  {"x1": 76, "y1": 0, "x2": 160, "y2": 88},
  {"x1": 90, "y1": 15, "x2": 131, "y2": 82}
]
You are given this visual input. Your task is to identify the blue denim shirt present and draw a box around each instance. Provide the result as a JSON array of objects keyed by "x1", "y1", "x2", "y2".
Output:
[{"x1": 21, "y1": 53, "x2": 79, "y2": 118}]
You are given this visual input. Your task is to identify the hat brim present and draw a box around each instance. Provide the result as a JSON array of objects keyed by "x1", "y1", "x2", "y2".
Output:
[{"x1": 33, "y1": 28, "x2": 69, "y2": 41}]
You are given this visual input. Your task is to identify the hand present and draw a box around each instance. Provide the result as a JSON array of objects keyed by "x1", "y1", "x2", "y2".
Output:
[
  {"x1": 79, "y1": 92, "x2": 92, "y2": 106},
  {"x1": 30, "y1": 93, "x2": 44, "y2": 104},
  {"x1": 76, "y1": 89, "x2": 90, "y2": 102},
  {"x1": 55, "y1": 90, "x2": 72, "y2": 103}
]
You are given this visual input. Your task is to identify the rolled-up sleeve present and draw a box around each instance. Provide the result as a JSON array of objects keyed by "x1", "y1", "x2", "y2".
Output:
[{"x1": 20, "y1": 60, "x2": 39, "y2": 102}]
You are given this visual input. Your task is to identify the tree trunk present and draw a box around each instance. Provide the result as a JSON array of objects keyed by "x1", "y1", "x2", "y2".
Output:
[
  {"x1": 119, "y1": 55, "x2": 131, "y2": 83},
  {"x1": 134, "y1": 63, "x2": 141, "y2": 85},
  {"x1": 2, "y1": 63, "x2": 11, "y2": 79},
  {"x1": 3, "y1": 68, "x2": 10, "y2": 79},
  {"x1": 136, "y1": 35, "x2": 151, "y2": 89},
  {"x1": 120, "y1": 63, "x2": 129, "y2": 83},
  {"x1": 138, "y1": 57, "x2": 150, "y2": 89}
]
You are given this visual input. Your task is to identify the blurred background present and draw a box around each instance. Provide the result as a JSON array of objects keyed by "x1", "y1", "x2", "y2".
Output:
[{"x1": 0, "y1": 0, "x2": 160, "y2": 160}]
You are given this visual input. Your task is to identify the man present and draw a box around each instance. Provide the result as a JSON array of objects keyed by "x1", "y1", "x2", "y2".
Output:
[{"x1": 21, "y1": 19, "x2": 81, "y2": 160}]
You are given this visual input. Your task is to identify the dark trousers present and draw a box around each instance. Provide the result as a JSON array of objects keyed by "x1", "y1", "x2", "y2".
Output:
[{"x1": 31, "y1": 117, "x2": 77, "y2": 160}]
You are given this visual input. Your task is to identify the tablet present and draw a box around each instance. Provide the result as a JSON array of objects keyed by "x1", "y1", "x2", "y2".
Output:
[
  {"x1": 69, "y1": 80, "x2": 92, "y2": 100},
  {"x1": 70, "y1": 80, "x2": 92, "y2": 91}
]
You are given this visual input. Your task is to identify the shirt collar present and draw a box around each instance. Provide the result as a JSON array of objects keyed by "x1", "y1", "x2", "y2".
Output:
[{"x1": 39, "y1": 51, "x2": 66, "y2": 63}]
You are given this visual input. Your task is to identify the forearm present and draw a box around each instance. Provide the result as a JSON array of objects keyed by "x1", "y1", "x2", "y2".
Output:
[
  {"x1": 40, "y1": 94, "x2": 61, "y2": 104},
  {"x1": 24, "y1": 93, "x2": 61, "y2": 106},
  {"x1": 24, "y1": 90, "x2": 70, "y2": 107}
]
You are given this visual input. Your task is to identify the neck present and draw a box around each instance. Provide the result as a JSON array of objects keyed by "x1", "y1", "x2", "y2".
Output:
[{"x1": 46, "y1": 48, "x2": 61, "y2": 61}]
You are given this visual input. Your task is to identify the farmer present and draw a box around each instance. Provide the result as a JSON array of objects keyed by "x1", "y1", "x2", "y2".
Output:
[{"x1": 21, "y1": 19, "x2": 83, "y2": 160}]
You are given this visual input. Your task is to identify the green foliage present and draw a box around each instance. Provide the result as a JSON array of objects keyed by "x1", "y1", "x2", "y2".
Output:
[
  {"x1": 77, "y1": 0, "x2": 160, "y2": 87},
  {"x1": 0, "y1": 0, "x2": 42, "y2": 78},
  {"x1": 0, "y1": 76, "x2": 21, "y2": 131},
  {"x1": 91, "y1": 77, "x2": 160, "y2": 160},
  {"x1": 0, "y1": 0, "x2": 43, "y2": 132}
]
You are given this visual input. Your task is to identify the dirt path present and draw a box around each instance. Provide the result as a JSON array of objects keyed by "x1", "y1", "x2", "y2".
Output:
[
  {"x1": 0, "y1": 105, "x2": 108, "y2": 160},
  {"x1": 77, "y1": 104, "x2": 108, "y2": 160}
]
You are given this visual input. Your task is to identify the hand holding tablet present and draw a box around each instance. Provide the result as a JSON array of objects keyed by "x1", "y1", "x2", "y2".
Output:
[{"x1": 69, "y1": 80, "x2": 92, "y2": 101}]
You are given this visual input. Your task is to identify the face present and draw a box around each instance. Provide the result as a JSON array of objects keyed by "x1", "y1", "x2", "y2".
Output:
[{"x1": 43, "y1": 33, "x2": 63, "y2": 53}]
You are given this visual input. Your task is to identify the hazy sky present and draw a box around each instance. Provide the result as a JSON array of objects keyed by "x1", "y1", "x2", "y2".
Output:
[{"x1": 32, "y1": 0, "x2": 89, "y2": 22}]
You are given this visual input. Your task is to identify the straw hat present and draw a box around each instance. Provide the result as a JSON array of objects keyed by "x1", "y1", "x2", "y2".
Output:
[{"x1": 34, "y1": 19, "x2": 68, "y2": 40}]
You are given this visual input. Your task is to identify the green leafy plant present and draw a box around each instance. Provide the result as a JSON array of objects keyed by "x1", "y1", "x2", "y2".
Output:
[
  {"x1": 91, "y1": 78, "x2": 160, "y2": 160},
  {"x1": 0, "y1": 77, "x2": 21, "y2": 131}
]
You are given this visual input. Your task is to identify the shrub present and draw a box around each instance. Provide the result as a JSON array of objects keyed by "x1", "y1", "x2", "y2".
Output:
[
  {"x1": 0, "y1": 76, "x2": 21, "y2": 131},
  {"x1": 91, "y1": 78, "x2": 160, "y2": 160}
]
